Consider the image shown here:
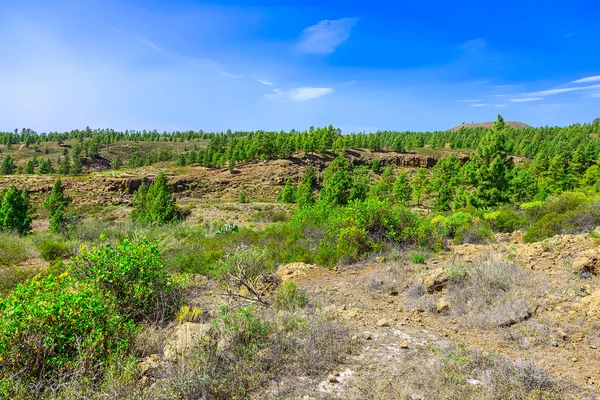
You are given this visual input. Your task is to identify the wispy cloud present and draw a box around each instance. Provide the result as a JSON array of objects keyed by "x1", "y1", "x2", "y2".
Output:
[
  {"x1": 571, "y1": 75, "x2": 600, "y2": 84},
  {"x1": 471, "y1": 103, "x2": 508, "y2": 108},
  {"x1": 253, "y1": 78, "x2": 274, "y2": 85},
  {"x1": 105, "y1": 24, "x2": 163, "y2": 54},
  {"x1": 265, "y1": 87, "x2": 334, "y2": 102},
  {"x1": 590, "y1": 93, "x2": 600, "y2": 98},
  {"x1": 297, "y1": 18, "x2": 358, "y2": 55},
  {"x1": 509, "y1": 97, "x2": 544, "y2": 102},
  {"x1": 527, "y1": 83, "x2": 600, "y2": 97}
]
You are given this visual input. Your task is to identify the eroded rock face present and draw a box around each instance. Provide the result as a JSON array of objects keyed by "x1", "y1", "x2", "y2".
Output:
[
  {"x1": 423, "y1": 268, "x2": 450, "y2": 294},
  {"x1": 572, "y1": 249, "x2": 599, "y2": 275},
  {"x1": 163, "y1": 322, "x2": 214, "y2": 362}
]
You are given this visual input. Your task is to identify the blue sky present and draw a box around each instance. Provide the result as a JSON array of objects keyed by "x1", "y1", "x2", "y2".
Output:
[{"x1": 1, "y1": 0, "x2": 599, "y2": 133}]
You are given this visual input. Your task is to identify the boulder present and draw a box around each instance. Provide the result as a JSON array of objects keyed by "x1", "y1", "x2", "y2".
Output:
[
  {"x1": 163, "y1": 322, "x2": 214, "y2": 362},
  {"x1": 572, "y1": 250, "x2": 599, "y2": 275},
  {"x1": 423, "y1": 268, "x2": 449, "y2": 293}
]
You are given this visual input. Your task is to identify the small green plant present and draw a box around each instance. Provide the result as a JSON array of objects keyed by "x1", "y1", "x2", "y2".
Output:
[
  {"x1": 37, "y1": 238, "x2": 71, "y2": 261},
  {"x1": 409, "y1": 252, "x2": 426, "y2": 264},
  {"x1": 239, "y1": 186, "x2": 249, "y2": 203},
  {"x1": 176, "y1": 305, "x2": 204, "y2": 324},
  {"x1": 0, "y1": 232, "x2": 33, "y2": 266},
  {"x1": 446, "y1": 264, "x2": 469, "y2": 283},
  {"x1": 216, "y1": 223, "x2": 239, "y2": 235},
  {"x1": 272, "y1": 281, "x2": 308, "y2": 311}
]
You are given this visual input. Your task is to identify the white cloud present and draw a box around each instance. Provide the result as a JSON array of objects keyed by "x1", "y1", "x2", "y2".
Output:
[
  {"x1": 297, "y1": 18, "x2": 358, "y2": 54},
  {"x1": 265, "y1": 87, "x2": 334, "y2": 102},
  {"x1": 254, "y1": 78, "x2": 274, "y2": 85},
  {"x1": 571, "y1": 76, "x2": 600, "y2": 84},
  {"x1": 471, "y1": 103, "x2": 508, "y2": 108},
  {"x1": 509, "y1": 97, "x2": 544, "y2": 103},
  {"x1": 524, "y1": 83, "x2": 600, "y2": 97},
  {"x1": 106, "y1": 24, "x2": 163, "y2": 54}
]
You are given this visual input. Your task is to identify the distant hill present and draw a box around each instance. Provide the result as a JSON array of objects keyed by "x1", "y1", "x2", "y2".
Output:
[{"x1": 449, "y1": 121, "x2": 530, "y2": 131}]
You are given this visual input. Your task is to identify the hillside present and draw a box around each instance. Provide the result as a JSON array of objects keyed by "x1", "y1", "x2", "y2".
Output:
[{"x1": 450, "y1": 121, "x2": 531, "y2": 131}]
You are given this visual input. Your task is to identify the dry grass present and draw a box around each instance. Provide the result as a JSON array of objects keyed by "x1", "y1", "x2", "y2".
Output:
[{"x1": 447, "y1": 254, "x2": 535, "y2": 328}]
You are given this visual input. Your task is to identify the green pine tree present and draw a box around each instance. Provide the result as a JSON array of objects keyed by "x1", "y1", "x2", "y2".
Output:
[
  {"x1": 44, "y1": 179, "x2": 72, "y2": 233},
  {"x1": 0, "y1": 185, "x2": 32, "y2": 234},
  {"x1": 278, "y1": 178, "x2": 296, "y2": 203},
  {"x1": 0, "y1": 156, "x2": 16, "y2": 175},
  {"x1": 145, "y1": 172, "x2": 176, "y2": 224},
  {"x1": 412, "y1": 168, "x2": 429, "y2": 206},
  {"x1": 392, "y1": 172, "x2": 412, "y2": 204}
]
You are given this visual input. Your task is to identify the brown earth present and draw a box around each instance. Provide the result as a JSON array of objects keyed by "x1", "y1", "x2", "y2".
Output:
[
  {"x1": 261, "y1": 232, "x2": 600, "y2": 398},
  {"x1": 450, "y1": 121, "x2": 531, "y2": 131}
]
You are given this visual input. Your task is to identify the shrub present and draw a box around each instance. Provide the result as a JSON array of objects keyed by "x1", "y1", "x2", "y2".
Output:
[
  {"x1": 0, "y1": 232, "x2": 34, "y2": 266},
  {"x1": 409, "y1": 252, "x2": 426, "y2": 264},
  {"x1": 336, "y1": 226, "x2": 372, "y2": 263},
  {"x1": 271, "y1": 281, "x2": 308, "y2": 311},
  {"x1": 484, "y1": 207, "x2": 527, "y2": 233},
  {"x1": 69, "y1": 239, "x2": 181, "y2": 323},
  {"x1": 215, "y1": 223, "x2": 239, "y2": 235},
  {"x1": 447, "y1": 255, "x2": 531, "y2": 327},
  {"x1": 0, "y1": 273, "x2": 134, "y2": 384},
  {"x1": 37, "y1": 238, "x2": 72, "y2": 261}
]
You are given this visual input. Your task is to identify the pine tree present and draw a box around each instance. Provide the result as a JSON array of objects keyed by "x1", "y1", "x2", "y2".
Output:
[
  {"x1": 392, "y1": 172, "x2": 412, "y2": 204},
  {"x1": 25, "y1": 158, "x2": 36, "y2": 174},
  {"x1": 0, "y1": 156, "x2": 16, "y2": 175},
  {"x1": 0, "y1": 185, "x2": 32, "y2": 234},
  {"x1": 131, "y1": 182, "x2": 149, "y2": 222},
  {"x1": 278, "y1": 178, "x2": 296, "y2": 203},
  {"x1": 71, "y1": 155, "x2": 82, "y2": 174},
  {"x1": 112, "y1": 156, "x2": 123, "y2": 170},
  {"x1": 371, "y1": 166, "x2": 395, "y2": 200},
  {"x1": 470, "y1": 115, "x2": 514, "y2": 206},
  {"x1": 239, "y1": 185, "x2": 249, "y2": 204},
  {"x1": 320, "y1": 156, "x2": 354, "y2": 206},
  {"x1": 44, "y1": 179, "x2": 72, "y2": 233},
  {"x1": 296, "y1": 166, "x2": 315, "y2": 208},
  {"x1": 509, "y1": 165, "x2": 538, "y2": 203},
  {"x1": 145, "y1": 172, "x2": 176, "y2": 224},
  {"x1": 412, "y1": 168, "x2": 429, "y2": 206}
]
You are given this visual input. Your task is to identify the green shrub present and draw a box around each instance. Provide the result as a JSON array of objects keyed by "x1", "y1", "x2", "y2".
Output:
[
  {"x1": 0, "y1": 273, "x2": 134, "y2": 384},
  {"x1": 336, "y1": 226, "x2": 372, "y2": 263},
  {"x1": 216, "y1": 223, "x2": 239, "y2": 235},
  {"x1": 272, "y1": 281, "x2": 308, "y2": 311},
  {"x1": 213, "y1": 305, "x2": 271, "y2": 358},
  {"x1": 0, "y1": 232, "x2": 33, "y2": 266},
  {"x1": 37, "y1": 238, "x2": 71, "y2": 261},
  {"x1": 410, "y1": 252, "x2": 426, "y2": 264},
  {"x1": 446, "y1": 264, "x2": 469, "y2": 283},
  {"x1": 69, "y1": 239, "x2": 181, "y2": 323},
  {"x1": 453, "y1": 221, "x2": 493, "y2": 244},
  {"x1": 485, "y1": 208, "x2": 527, "y2": 233}
]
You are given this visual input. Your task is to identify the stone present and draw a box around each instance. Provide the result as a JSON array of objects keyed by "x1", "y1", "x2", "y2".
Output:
[
  {"x1": 376, "y1": 318, "x2": 390, "y2": 327},
  {"x1": 572, "y1": 250, "x2": 599, "y2": 275},
  {"x1": 163, "y1": 322, "x2": 213, "y2": 362},
  {"x1": 362, "y1": 331, "x2": 373, "y2": 340},
  {"x1": 436, "y1": 298, "x2": 450, "y2": 313},
  {"x1": 400, "y1": 342, "x2": 409, "y2": 349},
  {"x1": 423, "y1": 268, "x2": 450, "y2": 293},
  {"x1": 138, "y1": 354, "x2": 163, "y2": 375},
  {"x1": 328, "y1": 374, "x2": 339, "y2": 383}
]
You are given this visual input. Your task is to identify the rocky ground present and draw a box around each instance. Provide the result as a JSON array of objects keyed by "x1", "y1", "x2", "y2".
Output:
[{"x1": 256, "y1": 231, "x2": 600, "y2": 398}]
